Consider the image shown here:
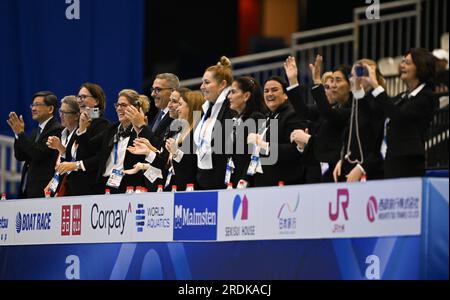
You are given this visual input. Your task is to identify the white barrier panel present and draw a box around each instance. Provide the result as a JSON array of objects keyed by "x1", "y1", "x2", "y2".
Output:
[{"x1": 0, "y1": 178, "x2": 422, "y2": 246}]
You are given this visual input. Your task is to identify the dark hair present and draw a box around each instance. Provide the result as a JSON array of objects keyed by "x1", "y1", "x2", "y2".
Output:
[
  {"x1": 233, "y1": 76, "x2": 266, "y2": 120},
  {"x1": 80, "y1": 82, "x2": 106, "y2": 114},
  {"x1": 405, "y1": 48, "x2": 436, "y2": 86},
  {"x1": 33, "y1": 91, "x2": 58, "y2": 115},
  {"x1": 264, "y1": 76, "x2": 289, "y2": 94},
  {"x1": 333, "y1": 65, "x2": 352, "y2": 84}
]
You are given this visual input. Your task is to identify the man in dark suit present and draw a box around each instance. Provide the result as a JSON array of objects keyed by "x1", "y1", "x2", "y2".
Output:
[
  {"x1": 147, "y1": 73, "x2": 180, "y2": 150},
  {"x1": 7, "y1": 91, "x2": 63, "y2": 199}
]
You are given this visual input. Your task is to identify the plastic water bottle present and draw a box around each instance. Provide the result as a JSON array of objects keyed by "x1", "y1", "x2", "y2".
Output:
[
  {"x1": 237, "y1": 180, "x2": 247, "y2": 189},
  {"x1": 105, "y1": 188, "x2": 111, "y2": 195},
  {"x1": 171, "y1": 185, "x2": 177, "y2": 192},
  {"x1": 186, "y1": 183, "x2": 194, "y2": 192},
  {"x1": 135, "y1": 186, "x2": 143, "y2": 194},
  {"x1": 226, "y1": 182, "x2": 233, "y2": 190},
  {"x1": 45, "y1": 190, "x2": 51, "y2": 198},
  {"x1": 278, "y1": 181, "x2": 285, "y2": 187},
  {"x1": 1, "y1": 193, "x2": 6, "y2": 201},
  {"x1": 360, "y1": 174, "x2": 367, "y2": 182},
  {"x1": 157, "y1": 185, "x2": 163, "y2": 192},
  {"x1": 126, "y1": 186, "x2": 134, "y2": 194}
]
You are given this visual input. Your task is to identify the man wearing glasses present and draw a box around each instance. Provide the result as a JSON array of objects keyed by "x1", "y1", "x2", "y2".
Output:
[
  {"x1": 148, "y1": 73, "x2": 180, "y2": 149},
  {"x1": 7, "y1": 91, "x2": 63, "y2": 199}
]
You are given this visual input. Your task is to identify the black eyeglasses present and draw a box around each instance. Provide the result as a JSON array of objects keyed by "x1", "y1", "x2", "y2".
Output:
[
  {"x1": 59, "y1": 109, "x2": 77, "y2": 116},
  {"x1": 77, "y1": 94, "x2": 94, "y2": 100},
  {"x1": 151, "y1": 87, "x2": 173, "y2": 95},
  {"x1": 30, "y1": 103, "x2": 48, "y2": 109},
  {"x1": 114, "y1": 102, "x2": 130, "y2": 109}
]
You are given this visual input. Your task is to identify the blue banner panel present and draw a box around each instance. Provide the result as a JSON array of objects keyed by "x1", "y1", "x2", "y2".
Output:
[
  {"x1": 0, "y1": 237, "x2": 421, "y2": 280},
  {"x1": 0, "y1": 0, "x2": 144, "y2": 136},
  {"x1": 173, "y1": 192, "x2": 218, "y2": 241},
  {"x1": 422, "y1": 178, "x2": 449, "y2": 279}
]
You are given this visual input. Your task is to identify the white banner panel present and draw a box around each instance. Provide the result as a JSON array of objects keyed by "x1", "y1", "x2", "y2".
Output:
[
  {"x1": 312, "y1": 178, "x2": 422, "y2": 238},
  {"x1": 0, "y1": 178, "x2": 423, "y2": 246}
]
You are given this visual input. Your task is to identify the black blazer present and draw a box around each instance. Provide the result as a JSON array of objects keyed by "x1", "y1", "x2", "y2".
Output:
[
  {"x1": 225, "y1": 111, "x2": 266, "y2": 187},
  {"x1": 96, "y1": 123, "x2": 153, "y2": 193},
  {"x1": 14, "y1": 117, "x2": 63, "y2": 199},
  {"x1": 65, "y1": 117, "x2": 110, "y2": 195},
  {"x1": 196, "y1": 98, "x2": 237, "y2": 190},
  {"x1": 372, "y1": 85, "x2": 438, "y2": 177},
  {"x1": 288, "y1": 85, "x2": 351, "y2": 182},
  {"x1": 339, "y1": 92, "x2": 385, "y2": 181},
  {"x1": 149, "y1": 112, "x2": 174, "y2": 150},
  {"x1": 168, "y1": 131, "x2": 198, "y2": 191},
  {"x1": 254, "y1": 101, "x2": 306, "y2": 187}
]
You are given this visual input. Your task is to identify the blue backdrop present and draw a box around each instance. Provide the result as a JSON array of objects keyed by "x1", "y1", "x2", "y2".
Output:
[{"x1": 0, "y1": 0, "x2": 144, "y2": 136}]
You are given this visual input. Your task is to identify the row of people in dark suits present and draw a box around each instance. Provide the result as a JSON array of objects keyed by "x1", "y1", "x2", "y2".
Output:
[{"x1": 8, "y1": 48, "x2": 438, "y2": 198}]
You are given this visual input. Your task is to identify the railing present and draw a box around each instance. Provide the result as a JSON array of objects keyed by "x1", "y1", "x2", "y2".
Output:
[
  {"x1": 426, "y1": 105, "x2": 449, "y2": 169},
  {"x1": 0, "y1": 135, "x2": 21, "y2": 195},
  {"x1": 180, "y1": 0, "x2": 447, "y2": 96}
]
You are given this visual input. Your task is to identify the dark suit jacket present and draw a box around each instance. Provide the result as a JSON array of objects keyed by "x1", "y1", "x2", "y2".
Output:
[
  {"x1": 96, "y1": 123, "x2": 153, "y2": 193},
  {"x1": 225, "y1": 111, "x2": 266, "y2": 187},
  {"x1": 288, "y1": 85, "x2": 351, "y2": 182},
  {"x1": 14, "y1": 117, "x2": 63, "y2": 199},
  {"x1": 372, "y1": 85, "x2": 438, "y2": 177},
  {"x1": 340, "y1": 92, "x2": 385, "y2": 181},
  {"x1": 149, "y1": 111, "x2": 173, "y2": 150},
  {"x1": 65, "y1": 117, "x2": 110, "y2": 195},
  {"x1": 254, "y1": 101, "x2": 306, "y2": 187}
]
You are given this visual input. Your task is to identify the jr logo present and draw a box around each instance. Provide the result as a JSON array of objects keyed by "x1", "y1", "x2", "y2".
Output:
[{"x1": 329, "y1": 189, "x2": 350, "y2": 221}]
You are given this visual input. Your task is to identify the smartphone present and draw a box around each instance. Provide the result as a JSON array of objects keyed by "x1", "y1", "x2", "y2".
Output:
[
  {"x1": 355, "y1": 65, "x2": 368, "y2": 77},
  {"x1": 87, "y1": 107, "x2": 100, "y2": 119}
]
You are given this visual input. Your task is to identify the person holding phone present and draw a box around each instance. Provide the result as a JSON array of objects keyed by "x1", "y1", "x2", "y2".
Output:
[
  {"x1": 332, "y1": 59, "x2": 386, "y2": 182},
  {"x1": 61, "y1": 83, "x2": 111, "y2": 195}
]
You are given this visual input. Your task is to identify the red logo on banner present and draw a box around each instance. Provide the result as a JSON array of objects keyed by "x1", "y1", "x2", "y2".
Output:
[
  {"x1": 329, "y1": 189, "x2": 350, "y2": 221},
  {"x1": 61, "y1": 205, "x2": 82, "y2": 236},
  {"x1": 367, "y1": 196, "x2": 378, "y2": 223},
  {"x1": 71, "y1": 205, "x2": 82, "y2": 235},
  {"x1": 61, "y1": 205, "x2": 71, "y2": 236}
]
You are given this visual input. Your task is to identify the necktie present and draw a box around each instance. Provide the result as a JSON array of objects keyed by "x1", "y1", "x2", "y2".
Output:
[
  {"x1": 203, "y1": 102, "x2": 213, "y2": 120},
  {"x1": 34, "y1": 127, "x2": 42, "y2": 142},
  {"x1": 152, "y1": 110, "x2": 164, "y2": 132}
]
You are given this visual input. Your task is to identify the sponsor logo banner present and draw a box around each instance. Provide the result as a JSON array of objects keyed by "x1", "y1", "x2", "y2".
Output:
[
  {"x1": 134, "y1": 193, "x2": 173, "y2": 242},
  {"x1": 173, "y1": 192, "x2": 218, "y2": 241},
  {"x1": 313, "y1": 178, "x2": 422, "y2": 238}
]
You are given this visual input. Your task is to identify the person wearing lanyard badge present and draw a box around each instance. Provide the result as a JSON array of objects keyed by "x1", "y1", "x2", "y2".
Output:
[
  {"x1": 248, "y1": 76, "x2": 306, "y2": 187},
  {"x1": 96, "y1": 89, "x2": 152, "y2": 194},
  {"x1": 45, "y1": 96, "x2": 80, "y2": 196},
  {"x1": 194, "y1": 56, "x2": 236, "y2": 190},
  {"x1": 225, "y1": 76, "x2": 267, "y2": 188}
]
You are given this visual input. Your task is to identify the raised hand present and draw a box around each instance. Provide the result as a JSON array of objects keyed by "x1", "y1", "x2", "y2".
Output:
[
  {"x1": 78, "y1": 111, "x2": 92, "y2": 133},
  {"x1": 309, "y1": 54, "x2": 323, "y2": 85},
  {"x1": 125, "y1": 106, "x2": 146, "y2": 130},
  {"x1": 284, "y1": 56, "x2": 299, "y2": 86},
  {"x1": 7, "y1": 112, "x2": 25, "y2": 135}
]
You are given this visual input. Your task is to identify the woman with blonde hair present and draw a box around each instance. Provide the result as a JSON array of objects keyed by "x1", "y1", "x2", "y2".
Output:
[
  {"x1": 127, "y1": 90, "x2": 204, "y2": 191},
  {"x1": 194, "y1": 56, "x2": 236, "y2": 190},
  {"x1": 95, "y1": 89, "x2": 152, "y2": 193}
]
